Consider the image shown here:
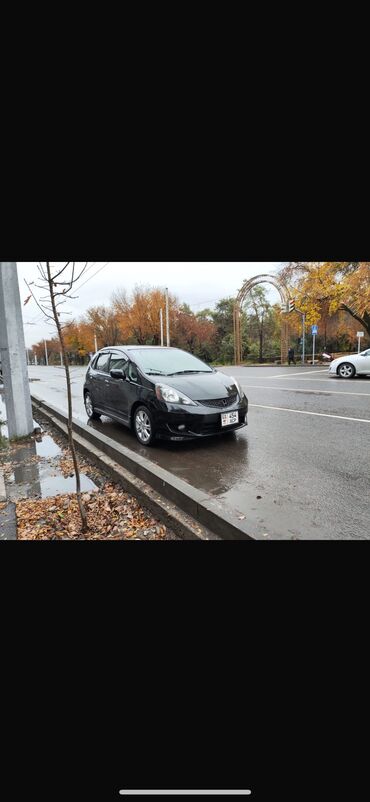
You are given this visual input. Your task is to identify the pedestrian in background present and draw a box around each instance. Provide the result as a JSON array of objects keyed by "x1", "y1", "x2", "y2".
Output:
[{"x1": 288, "y1": 347, "x2": 296, "y2": 366}]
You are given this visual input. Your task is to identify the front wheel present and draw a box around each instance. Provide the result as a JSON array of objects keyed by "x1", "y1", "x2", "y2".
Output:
[
  {"x1": 337, "y1": 363, "x2": 355, "y2": 379},
  {"x1": 134, "y1": 406, "x2": 155, "y2": 446},
  {"x1": 84, "y1": 392, "x2": 101, "y2": 419}
]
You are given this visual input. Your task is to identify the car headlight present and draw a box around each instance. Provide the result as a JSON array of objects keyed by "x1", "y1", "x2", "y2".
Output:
[
  {"x1": 230, "y1": 376, "x2": 244, "y2": 399},
  {"x1": 155, "y1": 383, "x2": 197, "y2": 405}
]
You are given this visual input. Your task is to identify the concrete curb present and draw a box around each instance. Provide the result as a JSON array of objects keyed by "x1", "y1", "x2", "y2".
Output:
[{"x1": 31, "y1": 394, "x2": 258, "y2": 541}]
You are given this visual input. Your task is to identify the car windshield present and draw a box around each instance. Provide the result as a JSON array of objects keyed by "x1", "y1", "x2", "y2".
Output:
[{"x1": 129, "y1": 348, "x2": 213, "y2": 376}]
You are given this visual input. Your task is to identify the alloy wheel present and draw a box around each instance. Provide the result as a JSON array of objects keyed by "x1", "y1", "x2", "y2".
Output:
[
  {"x1": 338, "y1": 363, "x2": 355, "y2": 379},
  {"x1": 135, "y1": 409, "x2": 152, "y2": 443},
  {"x1": 85, "y1": 393, "x2": 94, "y2": 417}
]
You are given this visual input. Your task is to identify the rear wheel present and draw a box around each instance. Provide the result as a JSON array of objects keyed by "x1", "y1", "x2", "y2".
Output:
[
  {"x1": 337, "y1": 363, "x2": 355, "y2": 379},
  {"x1": 134, "y1": 406, "x2": 155, "y2": 446},
  {"x1": 84, "y1": 392, "x2": 101, "y2": 420}
]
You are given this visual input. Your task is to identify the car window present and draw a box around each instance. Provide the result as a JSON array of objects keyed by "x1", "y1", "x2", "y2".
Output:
[
  {"x1": 110, "y1": 354, "x2": 129, "y2": 371},
  {"x1": 95, "y1": 353, "x2": 111, "y2": 373},
  {"x1": 128, "y1": 362, "x2": 139, "y2": 382}
]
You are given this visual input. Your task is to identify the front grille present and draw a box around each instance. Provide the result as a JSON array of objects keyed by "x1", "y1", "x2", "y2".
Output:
[{"x1": 197, "y1": 394, "x2": 238, "y2": 409}]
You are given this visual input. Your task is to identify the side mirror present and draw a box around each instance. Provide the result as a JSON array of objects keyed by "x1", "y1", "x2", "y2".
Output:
[{"x1": 110, "y1": 368, "x2": 126, "y2": 380}]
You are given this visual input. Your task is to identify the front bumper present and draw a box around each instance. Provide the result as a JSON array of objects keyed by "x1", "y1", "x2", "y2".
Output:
[{"x1": 153, "y1": 396, "x2": 249, "y2": 441}]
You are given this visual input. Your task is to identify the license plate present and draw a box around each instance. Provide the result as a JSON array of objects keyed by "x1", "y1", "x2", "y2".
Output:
[{"x1": 221, "y1": 411, "x2": 239, "y2": 427}]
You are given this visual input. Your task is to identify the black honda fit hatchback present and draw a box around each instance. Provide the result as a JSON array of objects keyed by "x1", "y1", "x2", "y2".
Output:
[{"x1": 83, "y1": 346, "x2": 248, "y2": 446}]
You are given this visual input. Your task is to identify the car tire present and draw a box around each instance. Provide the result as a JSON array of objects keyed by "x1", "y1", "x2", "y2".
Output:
[
  {"x1": 84, "y1": 392, "x2": 101, "y2": 420},
  {"x1": 133, "y1": 405, "x2": 155, "y2": 446},
  {"x1": 337, "y1": 363, "x2": 356, "y2": 379}
]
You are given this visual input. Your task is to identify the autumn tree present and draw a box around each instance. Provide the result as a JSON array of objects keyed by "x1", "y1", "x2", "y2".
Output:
[
  {"x1": 172, "y1": 306, "x2": 216, "y2": 362},
  {"x1": 33, "y1": 336, "x2": 60, "y2": 364},
  {"x1": 85, "y1": 305, "x2": 121, "y2": 348},
  {"x1": 280, "y1": 262, "x2": 370, "y2": 338},
  {"x1": 112, "y1": 286, "x2": 178, "y2": 345},
  {"x1": 330, "y1": 262, "x2": 370, "y2": 337}
]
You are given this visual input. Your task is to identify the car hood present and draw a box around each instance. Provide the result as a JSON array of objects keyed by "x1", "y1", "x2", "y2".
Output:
[
  {"x1": 331, "y1": 354, "x2": 359, "y2": 367},
  {"x1": 152, "y1": 371, "x2": 239, "y2": 400}
]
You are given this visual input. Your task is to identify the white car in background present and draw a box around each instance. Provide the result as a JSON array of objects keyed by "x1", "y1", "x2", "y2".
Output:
[{"x1": 329, "y1": 348, "x2": 370, "y2": 379}]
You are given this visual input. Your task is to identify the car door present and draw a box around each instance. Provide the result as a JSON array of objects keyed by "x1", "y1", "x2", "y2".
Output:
[
  {"x1": 124, "y1": 360, "x2": 144, "y2": 415},
  {"x1": 104, "y1": 351, "x2": 130, "y2": 421},
  {"x1": 358, "y1": 349, "x2": 370, "y2": 374},
  {"x1": 91, "y1": 351, "x2": 112, "y2": 411}
]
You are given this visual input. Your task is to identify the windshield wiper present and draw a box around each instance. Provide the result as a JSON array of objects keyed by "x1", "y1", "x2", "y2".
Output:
[
  {"x1": 145, "y1": 370, "x2": 168, "y2": 375},
  {"x1": 167, "y1": 370, "x2": 212, "y2": 376}
]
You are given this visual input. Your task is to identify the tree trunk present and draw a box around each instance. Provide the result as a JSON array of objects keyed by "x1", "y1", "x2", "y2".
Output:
[
  {"x1": 45, "y1": 263, "x2": 88, "y2": 534},
  {"x1": 259, "y1": 316, "x2": 264, "y2": 362},
  {"x1": 341, "y1": 305, "x2": 370, "y2": 338}
]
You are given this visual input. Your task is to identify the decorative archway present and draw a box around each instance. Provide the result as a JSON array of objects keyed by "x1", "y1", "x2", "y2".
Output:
[{"x1": 233, "y1": 274, "x2": 292, "y2": 365}]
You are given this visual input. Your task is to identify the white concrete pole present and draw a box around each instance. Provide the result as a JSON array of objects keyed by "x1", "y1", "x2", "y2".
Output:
[
  {"x1": 0, "y1": 262, "x2": 34, "y2": 438},
  {"x1": 94, "y1": 333, "x2": 98, "y2": 352},
  {"x1": 165, "y1": 288, "x2": 170, "y2": 347},
  {"x1": 160, "y1": 308, "x2": 164, "y2": 346},
  {"x1": 44, "y1": 339, "x2": 49, "y2": 366}
]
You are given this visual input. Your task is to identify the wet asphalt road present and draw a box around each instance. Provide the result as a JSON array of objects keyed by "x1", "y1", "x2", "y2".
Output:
[{"x1": 25, "y1": 365, "x2": 370, "y2": 539}]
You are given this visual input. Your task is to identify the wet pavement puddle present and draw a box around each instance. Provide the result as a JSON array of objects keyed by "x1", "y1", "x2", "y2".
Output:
[{"x1": 1, "y1": 389, "x2": 98, "y2": 501}]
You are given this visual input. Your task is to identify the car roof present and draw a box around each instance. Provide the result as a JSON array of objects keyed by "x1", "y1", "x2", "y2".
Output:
[{"x1": 98, "y1": 346, "x2": 179, "y2": 352}]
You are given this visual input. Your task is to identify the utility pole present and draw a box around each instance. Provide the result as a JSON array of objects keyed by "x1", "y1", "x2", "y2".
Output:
[
  {"x1": 44, "y1": 339, "x2": 49, "y2": 366},
  {"x1": 302, "y1": 313, "x2": 306, "y2": 365},
  {"x1": 60, "y1": 352, "x2": 63, "y2": 367},
  {"x1": 165, "y1": 288, "x2": 170, "y2": 347},
  {"x1": 94, "y1": 333, "x2": 98, "y2": 353},
  {"x1": 160, "y1": 308, "x2": 164, "y2": 346},
  {"x1": 0, "y1": 262, "x2": 34, "y2": 438}
]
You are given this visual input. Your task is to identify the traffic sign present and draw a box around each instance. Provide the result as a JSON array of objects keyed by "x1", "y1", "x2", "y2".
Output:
[
  {"x1": 311, "y1": 325, "x2": 318, "y2": 335},
  {"x1": 357, "y1": 331, "x2": 365, "y2": 353}
]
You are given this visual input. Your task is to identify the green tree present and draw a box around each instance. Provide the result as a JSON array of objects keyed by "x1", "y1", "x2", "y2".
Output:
[{"x1": 244, "y1": 287, "x2": 277, "y2": 362}]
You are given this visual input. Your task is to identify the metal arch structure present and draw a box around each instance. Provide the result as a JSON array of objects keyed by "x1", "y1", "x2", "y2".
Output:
[{"x1": 233, "y1": 274, "x2": 291, "y2": 365}]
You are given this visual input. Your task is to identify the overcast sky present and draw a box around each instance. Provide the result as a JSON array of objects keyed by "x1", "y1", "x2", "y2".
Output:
[{"x1": 17, "y1": 262, "x2": 281, "y2": 348}]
